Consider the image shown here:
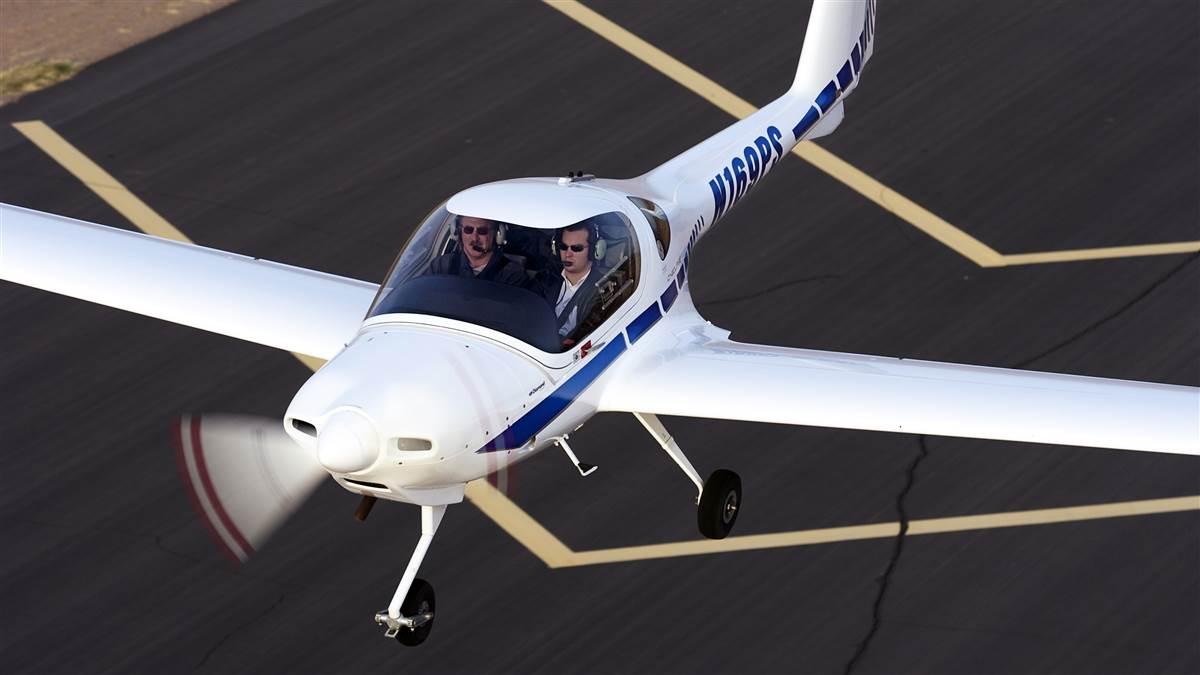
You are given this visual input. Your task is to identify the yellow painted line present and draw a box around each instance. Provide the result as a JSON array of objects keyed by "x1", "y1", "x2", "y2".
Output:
[
  {"x1": 13, "y1": 121, "x2": 191, "y2": 242},
  {"x1": 291, "y1": 352, "x2": 327, "y2": 372},
  {"x1": 559, "y1": 495, "x2": 1200, "y2": 567},
  {"x1": 464, "y1": 480, "x2": 576, "y2": 567},
  {"x1": 12, "y1": 120, "x2": 326, "y2": 371},
  {"x1": 796, "y1": 141, "x2": 1004, "y2": 266},
  {"x1": 544, "y1": 0, "x2": 1196, "y2": 267},
  {"x1": 1001, "y1": 241, "x2": 1200, "y2": 266}
]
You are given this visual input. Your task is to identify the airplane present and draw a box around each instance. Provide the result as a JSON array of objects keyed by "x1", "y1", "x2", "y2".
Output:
[{"x1": 1, "y1": 0, "x2": 1197, "y2": 647}]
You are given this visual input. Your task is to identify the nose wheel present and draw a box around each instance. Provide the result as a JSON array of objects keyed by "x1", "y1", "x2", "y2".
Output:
[
  {"x1": 697, "y1": 469, "x2": 741, "y2": 539},
  {"x1": 376, "y1": 578, "x2": 436, "y2": 646}
]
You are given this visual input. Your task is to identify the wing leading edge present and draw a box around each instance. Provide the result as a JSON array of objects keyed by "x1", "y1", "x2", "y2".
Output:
[
  {"x1": 599, "y1": 302, "x2": 1200, "y2": 455},
  {"x1": 0, "y1": 203, "x2": 377, "y2": 360}
]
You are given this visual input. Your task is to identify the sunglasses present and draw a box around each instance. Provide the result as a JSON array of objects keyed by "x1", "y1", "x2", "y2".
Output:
[
  {"x1": 461, "y1": 225, "x2": 490, "y2": 236},
  {"x1": 560, "y1": 244, "x2": 587, "y2": 253}
]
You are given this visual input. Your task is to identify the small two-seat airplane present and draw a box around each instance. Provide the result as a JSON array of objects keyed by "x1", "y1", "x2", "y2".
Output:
[{"x1": 2, "y1": 0, "x2": 1196, "y2": 647}]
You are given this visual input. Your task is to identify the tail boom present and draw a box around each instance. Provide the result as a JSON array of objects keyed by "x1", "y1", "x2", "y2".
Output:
[{"x1": 640, "y1": 0, "x2": 877, "y2": 227}]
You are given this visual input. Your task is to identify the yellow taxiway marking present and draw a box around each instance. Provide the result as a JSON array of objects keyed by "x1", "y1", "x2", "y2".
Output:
[
  {"x1": 464, "y1": 481, "x2": 576, "y2": 567},
  {"x1": 15, "y1": 116, "x2": 1198, "y2": 568},
  {"x1": 544, "y1": 0, "x2": 1200, "y2": 267},
  {"x1": 13, "y1": 121, "x2": 190, "y2": 242},
  {"x1": 1001, "y1": 242, "x2": 1200, "y2": 266},
  {"x1": 12, "y1": 120, "x2": 327, "y2": 371},
  {"x1": 559, "y1": 495, "x2": 1200, "y2": 567}
]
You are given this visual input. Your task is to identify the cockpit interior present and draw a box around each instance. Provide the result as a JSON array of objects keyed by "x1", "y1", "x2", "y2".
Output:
[{"x1": 368, "y1": 204, "x2": 641, "y2": 353}]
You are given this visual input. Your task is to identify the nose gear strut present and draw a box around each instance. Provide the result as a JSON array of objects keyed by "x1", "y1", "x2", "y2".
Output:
[{"x1": 374, "y1": 504, "x2": 446, "y2": 646}]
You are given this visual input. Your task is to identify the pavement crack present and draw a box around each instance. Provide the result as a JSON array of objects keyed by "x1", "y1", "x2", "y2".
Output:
[
  {"x1": 1014, "y1": 253, "x2": 1198, "y2": 369},
  {"x1": 843, "y1": 435, "x2": 929, "y2": 675},
  {"x1": 197, "y1": 593, "x2": 287, "y2": 669},
  {"x1": 702, "y1": 273, "x2": 840, "y2": 306}
]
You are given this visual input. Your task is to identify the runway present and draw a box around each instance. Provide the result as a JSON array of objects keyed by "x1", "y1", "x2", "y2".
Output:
[{"x1": 1, "y1": 1, "x2": 1196, "y2": 673}]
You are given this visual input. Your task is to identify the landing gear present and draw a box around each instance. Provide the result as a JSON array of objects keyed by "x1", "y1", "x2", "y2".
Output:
[
  {"x1": 634, "y1": 413, "x2": 743, "y2": 540},
  {"x1": 391, "y1": 579, "x2": 435, "y2": 646},
  {"x1": 697, "y1": 469, "x2": 741, "y2": 539},
  {"x1": 374, "y1": 504, "x2": 446, "y2": 647}
]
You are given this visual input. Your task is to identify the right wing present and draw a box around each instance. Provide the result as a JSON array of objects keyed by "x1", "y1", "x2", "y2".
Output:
[
  {"x1": 1, "y1": 203, "x2": 377, "y2": 360},
  {"x1": 599, "y1": 302, "x2": 1200, "y2": 455}
]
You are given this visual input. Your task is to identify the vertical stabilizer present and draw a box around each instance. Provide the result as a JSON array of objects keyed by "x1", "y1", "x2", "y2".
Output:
[{"x1": 639, "y1": 0, "x2": 877, "y2": 225}]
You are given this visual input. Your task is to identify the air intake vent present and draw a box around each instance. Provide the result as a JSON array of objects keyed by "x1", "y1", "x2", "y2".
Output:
[
  {"x1": 344, "y1": 478, "x2": 389, "y2": 491},
  {"x1": 290, "y1": 418, "x2": 317, "y2": 436},
  {"x1": 394, "y1": 437, "x2": 433, "y2": 452}
]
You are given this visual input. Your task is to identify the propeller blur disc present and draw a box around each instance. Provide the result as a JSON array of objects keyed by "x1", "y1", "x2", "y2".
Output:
[{"x1": 173, "y1": 414, "x2": 326, "y2": 563}]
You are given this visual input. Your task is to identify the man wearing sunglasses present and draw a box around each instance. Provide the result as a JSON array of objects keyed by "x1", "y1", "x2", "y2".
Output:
[
  {"x1": 535, "y1": 222, "x2": 606, "y2": 347},
  {"x1": 428, "y1": 215, "x2": 527, "y2": 286}
]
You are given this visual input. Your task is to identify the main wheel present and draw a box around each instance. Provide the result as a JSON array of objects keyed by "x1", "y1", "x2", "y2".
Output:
[
  {"x1": 394, "y1": 578, "x2": 435, "y2": 646},
  {"x1": 697, "y1": 469, "x2": 741, "y2": 539}
]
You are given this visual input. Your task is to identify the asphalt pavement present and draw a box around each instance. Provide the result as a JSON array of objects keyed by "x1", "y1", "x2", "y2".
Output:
[{"x1": 1, "y1": 1, "x2": 1196, "y2": 673}]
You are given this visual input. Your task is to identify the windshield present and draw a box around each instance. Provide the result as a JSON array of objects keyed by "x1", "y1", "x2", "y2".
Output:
[{"x1": 368, "y1": 204, "x2": 640, "y2": 353}]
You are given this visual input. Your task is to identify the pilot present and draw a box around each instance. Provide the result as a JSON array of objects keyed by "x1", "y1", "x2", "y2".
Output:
[
  {"x1": 427, "y1": 215, "x2": 528, "y2": 286},
  {"x1": 535, "y1": 221, "x2": 606, "y2": 345}
]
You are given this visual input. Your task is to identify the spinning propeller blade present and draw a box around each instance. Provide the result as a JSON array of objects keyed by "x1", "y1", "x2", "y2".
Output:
[{"x1": 173, "y1": 414, "x2": 327, "y2": 563}]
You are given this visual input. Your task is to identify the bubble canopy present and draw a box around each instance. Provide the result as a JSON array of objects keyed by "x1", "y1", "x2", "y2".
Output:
[{"x1": 367, "y1": 192, "x2": 641, "y2": 354}]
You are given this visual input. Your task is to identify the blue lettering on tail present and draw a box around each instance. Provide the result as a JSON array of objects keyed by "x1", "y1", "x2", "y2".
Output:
[
  {"x1": 706, "y1": 125, "x2": 784, "y2": 223},
  {"x1": 708, "y1": 176, "x2": 728, "y2": 220}
]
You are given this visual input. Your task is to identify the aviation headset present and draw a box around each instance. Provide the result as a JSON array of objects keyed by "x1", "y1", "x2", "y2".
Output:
[
  {"x1": 453, "y1": 214, "x2": 507, "y2": 246},
  {"x1": 551, "y1": 220, "x2": 607, "y2": 260}
]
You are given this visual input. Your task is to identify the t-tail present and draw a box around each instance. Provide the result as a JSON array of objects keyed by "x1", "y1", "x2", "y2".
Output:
[{"x1": 640, "y1": 0, "x2": 877, "y2": 225}]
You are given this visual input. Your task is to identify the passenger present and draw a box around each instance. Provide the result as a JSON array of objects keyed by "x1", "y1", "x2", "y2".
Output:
[
  {"x1": 534, "y1": 221, "x2": 606, "y2": 345},
  {"x1": 427, "y1": 215, "x2": 527, "y2": 286}
]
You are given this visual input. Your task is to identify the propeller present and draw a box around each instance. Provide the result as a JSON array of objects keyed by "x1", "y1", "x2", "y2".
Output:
[{"x1": 172, "y1": 414, "x2": 327, "y2": 563}]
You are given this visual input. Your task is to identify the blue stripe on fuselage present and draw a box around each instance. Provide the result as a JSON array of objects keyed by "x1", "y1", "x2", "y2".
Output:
[
  {"x1": 792, "y1": 106, "x2": 821, "y2": 140},
  {"x1": 815, "y1": 81, "x2": 839, "y2": 112},
  {"x1": 626, "y1": 302, "x2": 662, "y2": 344},
  {"x1": 478, "y1": 335, "x2": 628, "y2": 453},
  {"x1": 660, "y1": 281, "x2": 679, "y2": 312}
]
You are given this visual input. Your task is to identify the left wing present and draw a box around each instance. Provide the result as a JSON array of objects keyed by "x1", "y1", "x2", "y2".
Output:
[
  {"x1": 0, "y1": 203, "x2": 377, "y2": 360},
  {"x1": 599, "y1": 301, "x2": 1200, "y2": 455}
]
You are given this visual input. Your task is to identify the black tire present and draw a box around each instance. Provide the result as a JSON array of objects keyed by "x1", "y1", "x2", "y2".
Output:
[
  {"x1": 697, "y1": 469, "x2": 741, "y2": 539},
  {"x1": 394, "y1": 578, "x2": 435, "y2": 646}
]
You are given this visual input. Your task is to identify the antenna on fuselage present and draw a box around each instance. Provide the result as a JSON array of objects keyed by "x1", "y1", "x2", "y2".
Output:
[{"x1": 558, "y1": 171, "x2": 596, "y2": 185}]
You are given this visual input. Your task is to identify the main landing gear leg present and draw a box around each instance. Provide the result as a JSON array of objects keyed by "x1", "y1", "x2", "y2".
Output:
[
  {"x1": 634, "y1": 412, "x2": 742, "y2": 540},
  {"x1": 374, "y1": 504, "x2": 445, "y2": 646}
]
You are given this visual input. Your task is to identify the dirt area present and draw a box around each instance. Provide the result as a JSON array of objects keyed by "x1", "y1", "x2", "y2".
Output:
[{"x1": 0, "y1": 0, "x2": 238, "y2": 104}]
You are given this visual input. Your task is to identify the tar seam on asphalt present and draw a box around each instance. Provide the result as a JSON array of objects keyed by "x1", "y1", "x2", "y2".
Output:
[
  {"x1": 1014, "y1": 253, "x2": 1198, "y2": 370},
  {"x1": 702, "y1": 274, "x2": 841, "y2": 306},
  {"x1": 842, "y1": 435, "x2": 929, "y2": 675}
]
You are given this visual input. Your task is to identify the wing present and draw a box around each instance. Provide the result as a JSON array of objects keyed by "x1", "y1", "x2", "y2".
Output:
[
  {"x1": 599, "y1": 303, "x2": 1200, "y2": 455},
  {"x1": 1, "y1": 203, "x2": 377, "y2": 360}
]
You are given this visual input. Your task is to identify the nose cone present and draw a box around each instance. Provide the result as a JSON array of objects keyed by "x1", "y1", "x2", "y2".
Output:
[
  {"x1": 287, "y1": 327, "x2": 552, "y2": 473},
  {"x1": 317, "y1": 410, "x2": 379, "y2": 473}
]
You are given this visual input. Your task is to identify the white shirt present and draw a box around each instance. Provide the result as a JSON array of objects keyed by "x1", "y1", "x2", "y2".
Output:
[{"x1": 555, "y1": 270, "x2": 589, "y2": 335}]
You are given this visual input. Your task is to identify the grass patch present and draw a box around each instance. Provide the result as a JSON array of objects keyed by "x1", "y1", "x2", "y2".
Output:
[{"x1": 0, "y1": 60, "x2": 81, "y2": 96}]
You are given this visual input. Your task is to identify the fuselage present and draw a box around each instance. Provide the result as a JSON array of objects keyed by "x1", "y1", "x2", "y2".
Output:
[{"x1": 282, "y1": 175, "x2": 715, "y2": 506}]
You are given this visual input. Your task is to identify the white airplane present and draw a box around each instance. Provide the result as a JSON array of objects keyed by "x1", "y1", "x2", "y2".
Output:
[{"x1": 1, "y1": 0, "x2": 1196, "y2": 647}]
